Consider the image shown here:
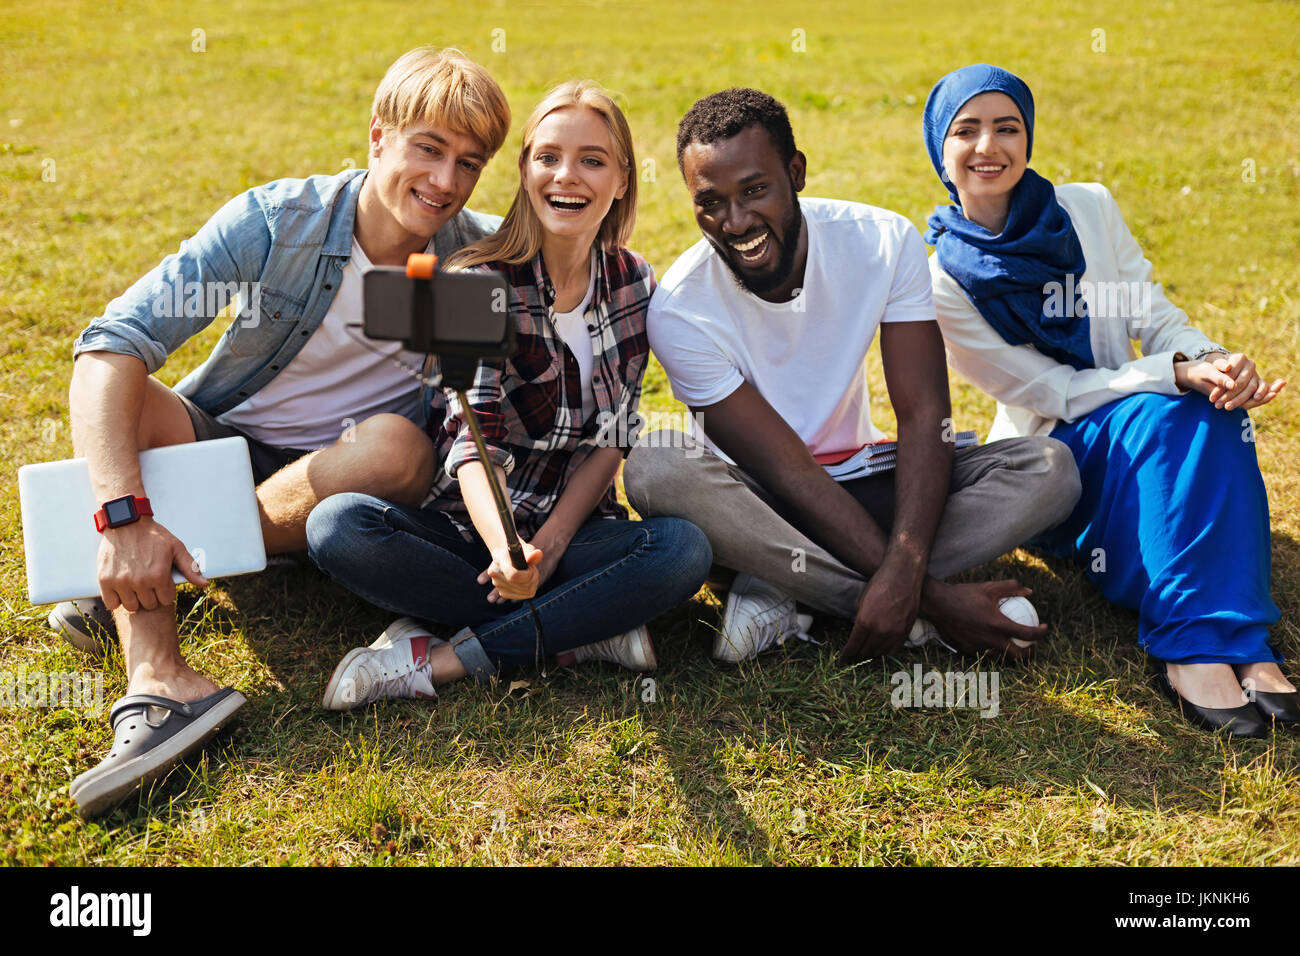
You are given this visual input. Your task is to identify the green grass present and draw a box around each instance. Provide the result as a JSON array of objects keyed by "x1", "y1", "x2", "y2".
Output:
[{"x1": 2, "y1": 0, "x2": 1299, "y2": 865}]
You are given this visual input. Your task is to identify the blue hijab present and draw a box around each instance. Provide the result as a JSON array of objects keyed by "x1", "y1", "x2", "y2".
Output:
[{"x1": 923, "y1": 64, "x2": 1094, "y2": 370}]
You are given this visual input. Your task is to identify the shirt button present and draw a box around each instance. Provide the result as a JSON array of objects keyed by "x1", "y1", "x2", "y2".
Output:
[
  {"x1": 324, "y1": 284, "x2": 333, "y2": 290},
  {"x1": 273, "y1": 311, "x2": 281, "y2": 318}
]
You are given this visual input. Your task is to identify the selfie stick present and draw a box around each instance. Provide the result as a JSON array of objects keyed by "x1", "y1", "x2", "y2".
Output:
[
  {"x1": 459, "y1": 395, "x2": 529, "y2": 572},
  {"x1": 407, "y1": 253, "x2": 529, "y2": 573}
]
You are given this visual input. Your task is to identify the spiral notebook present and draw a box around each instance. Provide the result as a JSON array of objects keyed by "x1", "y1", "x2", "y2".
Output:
[{"x1": 814, "y1": 431, "x2": 979, "y2": 482}]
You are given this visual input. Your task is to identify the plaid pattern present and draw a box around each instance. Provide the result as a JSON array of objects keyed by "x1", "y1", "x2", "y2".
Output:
[{"x1": 425, "y1": 247, "x2": 653, "y2": 540}]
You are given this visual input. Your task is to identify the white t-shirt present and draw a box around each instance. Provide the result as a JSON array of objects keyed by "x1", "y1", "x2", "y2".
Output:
[
  {"x1": 649, "y1": 198, "x2": 936, "y2": 459},
  {"x1": 217, "y1": 238, "x2": 428, "y2": 448},
  {"x1": 548, "y1": 254, "x2": 597, "y2": 422}
]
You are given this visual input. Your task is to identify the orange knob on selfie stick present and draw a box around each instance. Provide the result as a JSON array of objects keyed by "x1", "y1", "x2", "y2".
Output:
[{"x1": 406, "y1": 253, "x2": 438, "y2": 279}]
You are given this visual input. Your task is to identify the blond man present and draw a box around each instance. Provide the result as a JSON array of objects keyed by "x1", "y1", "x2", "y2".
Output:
[{"x1": 59, "y1": 48, "x2": 511, "y2": 816}]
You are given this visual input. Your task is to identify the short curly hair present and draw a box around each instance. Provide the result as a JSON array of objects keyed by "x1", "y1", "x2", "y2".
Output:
[{"x1": 675, "y1": 88, "x2": 797, "y2": 171}]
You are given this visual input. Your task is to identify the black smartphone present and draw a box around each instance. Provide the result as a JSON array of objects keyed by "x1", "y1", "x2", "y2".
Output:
[{"x1": 362, "y1": 266, "x2": 514, "y2": 358}]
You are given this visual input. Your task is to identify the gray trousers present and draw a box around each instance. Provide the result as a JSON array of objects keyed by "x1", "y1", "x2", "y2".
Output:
[{"x1": 623, "y1": 433, "x2": 1081, "y2": 620}]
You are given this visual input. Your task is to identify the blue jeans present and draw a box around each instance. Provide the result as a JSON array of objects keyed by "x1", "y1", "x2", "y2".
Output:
[{"x1": 306, "y1": 493, "x2": 712, "y2": 681}]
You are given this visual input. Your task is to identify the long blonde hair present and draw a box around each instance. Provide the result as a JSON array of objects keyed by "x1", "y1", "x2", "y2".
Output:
[{"x1": 448, "y1": 80, "x2": 637, "y2": 269}]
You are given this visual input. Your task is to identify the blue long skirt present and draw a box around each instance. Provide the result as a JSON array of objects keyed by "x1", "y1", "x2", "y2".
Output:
[{"x1": 1032, "y1": 392, "x2": 1280, "y2": 664}]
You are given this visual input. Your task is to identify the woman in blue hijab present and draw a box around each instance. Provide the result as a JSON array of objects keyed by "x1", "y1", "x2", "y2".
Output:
[{"x1": 923, "y1": 64, "x2": 1291, "y2": 738}]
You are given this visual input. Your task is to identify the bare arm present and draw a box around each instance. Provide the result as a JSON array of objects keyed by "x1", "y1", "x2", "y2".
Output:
[
  {"x1": 532, "y1": 445, "x2": 623, "y2": 555},
  {"x1": 70, "y1": 352, "x2": 152, "y2": 503},
  {"x1": 698, "y1": 322, "x2": 953, "y2": 658},
  {"x1": 696, "y1": 382, "x2": 894, "y2": 576},
  {"x1": 462, "y1": 446, "x2": 624, "y2": 603},
  {"x1": 69, "y1": 352, "x2": 207, "y2": 612},
  {"x1": 695, "y1": 378, "x2": 947, "y2": 658},
  {"x1": 874, "y1": 320, "x2": 954, "y2": 595},
  {"x1": 697, "y1": 329, "x2": 1042, "y2": 661},
  {"x1": 822, "y1": 321, "x2": 954, "y2": 659}
]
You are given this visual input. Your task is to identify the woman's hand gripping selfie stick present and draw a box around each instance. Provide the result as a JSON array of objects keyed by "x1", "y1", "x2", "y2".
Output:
[{"x1": 405, "y1": 253, "x2": 528, "y2": 573}]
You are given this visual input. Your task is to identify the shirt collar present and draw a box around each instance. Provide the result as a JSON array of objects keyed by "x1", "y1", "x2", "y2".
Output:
[{"x1": 324, "y1": 168, "x2": 369, "y2": 258}]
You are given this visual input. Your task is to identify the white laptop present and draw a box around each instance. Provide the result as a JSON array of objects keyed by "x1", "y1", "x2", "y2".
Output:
[{"x1": 19, "y1": 437, "x2": 268, "y2": 604}]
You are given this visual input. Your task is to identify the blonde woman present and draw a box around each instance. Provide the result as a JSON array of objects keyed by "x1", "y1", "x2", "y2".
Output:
[{"x1": 308, "y1": 82, "x2": 711, "y2": 706}]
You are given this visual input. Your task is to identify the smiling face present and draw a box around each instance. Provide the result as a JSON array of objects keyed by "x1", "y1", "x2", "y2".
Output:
[
  {"x1": 365, "y1": 117, "x2": 487, "y2": 248},
  {"x1": 681, "y1": 124, "x2": 807, "y2": 301},
  {"x1": 522, "y1": 105, "x2": 629, "y2": 244},
  {"x1": 941, "y1": 91, "x2": 1028, "y2": 215}
]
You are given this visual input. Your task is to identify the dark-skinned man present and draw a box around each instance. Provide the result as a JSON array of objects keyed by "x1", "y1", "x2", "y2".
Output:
[{"x1": 624, "y1": 88, "x2": 1081, "y2": 664}]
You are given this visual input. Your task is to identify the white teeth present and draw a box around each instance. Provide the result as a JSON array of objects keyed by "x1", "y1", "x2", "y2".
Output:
[
  {"x1": 549, "y1": 195, "x2": 589, "y2": 207},
  {"x1": 731, "y1": 232, "x2": 767, "y2": 252},
  {"x1": 971, "y1": 166, "x2": 1004, "y2": 172},
  {"x1": 413, "y1": 191, "x2": 447, "y2": 208}
]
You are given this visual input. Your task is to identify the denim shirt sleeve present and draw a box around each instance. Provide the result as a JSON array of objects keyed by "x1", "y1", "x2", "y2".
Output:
[{"x1": 72, "y1": 187, "x2": 272, "y2": 373}]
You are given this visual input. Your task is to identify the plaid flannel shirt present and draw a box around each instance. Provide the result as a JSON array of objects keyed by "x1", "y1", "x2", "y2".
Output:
[{"x1": 425, "y1": 246, "x2": 654, "y2": 540}]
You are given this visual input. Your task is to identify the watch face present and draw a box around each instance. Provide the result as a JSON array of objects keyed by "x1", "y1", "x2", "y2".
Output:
[{"x1": 104, "y1": 497, "x2": 137, "y2": 526}]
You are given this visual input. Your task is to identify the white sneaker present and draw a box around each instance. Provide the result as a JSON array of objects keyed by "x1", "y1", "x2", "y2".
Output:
[
  {"x1": 572, "y1": 625, "x2": 657, "y2": 671},
  {"x1": 904, "y1": 618, "x2": 958, "y2": 651},
  {"x1": 714, "y1": 573, "x2": 814, "y2": 663},
  {"x1": 322, "y1": 618, "x2": 445, "y2": 711}
]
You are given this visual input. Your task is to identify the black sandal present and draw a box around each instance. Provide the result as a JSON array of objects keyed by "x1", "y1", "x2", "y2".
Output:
[{"x1": 71, "y1": 687, "x2": 246, "y2": 817}]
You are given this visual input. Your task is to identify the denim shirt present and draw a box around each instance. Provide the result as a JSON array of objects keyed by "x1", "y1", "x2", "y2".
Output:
[{"x1": 72, "y1": 168, "x2": 501, "y2": 420}]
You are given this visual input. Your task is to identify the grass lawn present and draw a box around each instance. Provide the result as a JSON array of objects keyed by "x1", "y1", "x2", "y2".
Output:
[{"x1": 1, "y1": 0, "x2": 1298, "y2": 865}]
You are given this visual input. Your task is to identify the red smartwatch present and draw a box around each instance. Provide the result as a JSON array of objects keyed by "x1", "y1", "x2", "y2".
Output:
[{"x1": 93, "y1": 495, "x2": 153, "y2": 532}]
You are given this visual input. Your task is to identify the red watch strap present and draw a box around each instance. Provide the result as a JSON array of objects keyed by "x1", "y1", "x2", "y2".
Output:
[{"x1": 93, "y1": 496, "x2": 153, "y2": 532}]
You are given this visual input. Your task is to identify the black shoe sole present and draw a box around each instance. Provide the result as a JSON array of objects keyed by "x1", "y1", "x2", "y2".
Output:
[{"x1": 47, "y1": 605, "x2": 114, "y2": 656}]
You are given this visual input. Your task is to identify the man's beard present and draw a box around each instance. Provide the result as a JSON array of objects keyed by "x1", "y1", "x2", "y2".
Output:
[{"x1": 713, "y1": 194, "x2": 803, "y2": 298}]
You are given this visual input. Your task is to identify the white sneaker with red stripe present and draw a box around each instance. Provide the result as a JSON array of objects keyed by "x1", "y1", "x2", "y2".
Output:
[{"x1": 322, "y1": 618, "x2": 445, "y2": 710}]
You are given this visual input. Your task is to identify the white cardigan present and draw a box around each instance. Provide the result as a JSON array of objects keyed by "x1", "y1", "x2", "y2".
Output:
[{"x1": 929, "y1": 182, "x2": 1218, "y2": 440}]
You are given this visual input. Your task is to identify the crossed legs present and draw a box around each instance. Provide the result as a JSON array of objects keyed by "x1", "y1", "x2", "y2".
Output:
[{"x1": 623, "y1": 431, "x2": 1079, "y2": 621}]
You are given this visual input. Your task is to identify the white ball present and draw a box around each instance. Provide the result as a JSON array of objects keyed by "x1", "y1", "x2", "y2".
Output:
[{"x1": 999, "y1": 596, "x2": 1040, "y2": 648}]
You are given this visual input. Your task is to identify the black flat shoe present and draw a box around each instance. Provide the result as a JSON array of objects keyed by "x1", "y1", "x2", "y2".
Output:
[
  {"x1": 1153, "y1": 666, "x2": 1270, "y2": 739},
  {"x1": 1250, "y1": 690, "x2": 1300, "y2": 729}
]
